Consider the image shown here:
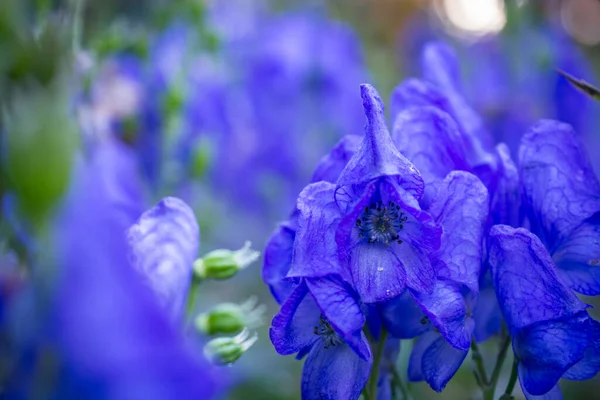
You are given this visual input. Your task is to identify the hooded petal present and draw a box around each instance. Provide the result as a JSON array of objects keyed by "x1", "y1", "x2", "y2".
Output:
[
  {"x1": 428, "y1": 171, "x2": 488, "y2": 293},
  {"x1": 552, "y1": 214, "x2": 600, "y2": 296},
  {"x1": 392, "y1": 106, "x2": 469, "y2": 205},
  {"x1": 263, "y1": 220, "x2": 297, "y2": 304},
  {"x1": 514, "y1": 311, "x2": 590, "y2": 395},
  {"x1": 288, "y1": 182, "x2": 345, "y2": 279},
  {"x1": 311, "y1": 135, "x2": 361, "y2": 184},
  {"x1": 306, "y1": 276, "x2": 368, "y2": 360},
  {"x1": 301, "y1": 334, "x2": 372, "y2": 400},
  {"x1": 488, "y1": 225, "x2": 587, "y2": 332},
  {"x1": 127, "y1": 197, "x2": 199, "y2": 320},
  {"x1": 390, "y1": 78, "x2": 451, "y2": 120},
  {"x1": 337, "y1": 84, "x2": 424, "y2": 199},
  {"x1": 269, "y1": 282, "x2": 319, "y2": 356},
  {"x1": 519, "y1": 120, "x2": 600, "y2": 251}
]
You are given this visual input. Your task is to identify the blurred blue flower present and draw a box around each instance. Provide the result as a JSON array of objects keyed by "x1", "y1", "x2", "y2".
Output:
[{"x1": 488, "y1": 225, "x2": 600, "y2": 398}]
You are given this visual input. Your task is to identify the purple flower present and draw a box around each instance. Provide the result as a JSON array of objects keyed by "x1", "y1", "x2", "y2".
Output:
[
  {"x1": 488, "y1": 225, "x2": 600, "y2": 397},
  {"x1": 520, "y1": 120, "x2": 600, "y2": 296},
  {"x1": 127, "y1": 196, "x2": 200, "y2": 321},
  {"x1": 269, "y1": 278, "x2": 371, "y2": 399}
]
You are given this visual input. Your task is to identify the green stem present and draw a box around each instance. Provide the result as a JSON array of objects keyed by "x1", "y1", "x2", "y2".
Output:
[
  {"x1": 185, "y1": 276, "x2": 201, "y2": 321},
  {"x1": 368, "y1": 328, "x2": 388, "y2": 400},
  {"x1": 504, "y1": 360, "x2": 519, "y2": 397},
  {"x1": 488, "y1": 334, "x2": 511, "y2": 398},
  {"x1": 471, "y1": 338, "x2": 489, "y2": 389},
  {"x1": 389, "y1": 363, "x2": 411, "y2": 400}
]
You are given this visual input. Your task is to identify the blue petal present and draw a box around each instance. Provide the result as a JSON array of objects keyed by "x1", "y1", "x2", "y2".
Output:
[
  {"x1": 392, "y1": 106, "x2": 469, "y2": 205},
  {"x1": 288, "y1": 182, "x2": 346, "y2": 280},
  {"x1": 263, "y1": 220, "x2": 297, "y2": 304},
  {"x1": 312, "y1": 135, "x2": 361, "y2": 184},
  {"x1": 422, "y1": 335, "x2": 468, "y2": 392},
  {"x1": 301, "y1": 334, "x2": 372, "y2": 400},
  {"x1": 408, "y1": 330, "x2": 438, "y2": 382},
  {"x1": 127, "y1": 197, "x2": 199, "y2": 320},
  {"x1": 489, "y1": 143, "x2": 520, "y2": 227},
  {"x1": 391, "y1": 78, "x2": 450, "y2": 120},
  {"x1": 552, "y1": 214, "x2": 600, "y2": 295},
  {"x1": 519, "y1": 120, "x2": 600, "y2": 251},
  {"x1": 521, "y1": 382, "x2": 563, "y2": 400},
  {"x1": 488, "y1": 225, "x2": 587, "y2": 332},
  {"x1": 472, "y1": 272, "x2": 502, "y2": 342},
  {"x1": 306, "y1": 276, "x2": 368, "y2": 360},
  {"x1": 408, "y1": 331, "x2": 467, "y2": 392},
  {"x1": 563, "y1": 319, "x2": 600, "y2": 380},
  {"x1": 381, "y1": 290, "x2": 430, "y2": 339},
  {"x1": 428, "y1": 171, "x2": 488, "y2": 294},
  {"x1": 413, "y1": 280, "x2": 474, "y2": 351},
  {"x1": 337, "y1": 84, "x2": 424, "y2": 199},
  {"x1": 515, "y1": 311, "x2": 590, "y2": 395},
  {"x1": 269, "y1": 282, "x2": 319, "y2": 356},
  {"x1": 420, "y1": 42, "x2": 495, "y2": 169}
]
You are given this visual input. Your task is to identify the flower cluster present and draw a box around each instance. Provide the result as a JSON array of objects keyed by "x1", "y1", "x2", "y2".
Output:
[{"x1": 265, "y1": 40, "x2": 600, "y2": 399}]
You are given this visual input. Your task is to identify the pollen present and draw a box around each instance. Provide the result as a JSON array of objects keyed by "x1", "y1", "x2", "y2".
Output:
[{"x1": 356, "y1": 200, "x2": 407, "y2": 245}]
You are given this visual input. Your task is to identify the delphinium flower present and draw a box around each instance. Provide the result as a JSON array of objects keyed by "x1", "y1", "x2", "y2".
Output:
[{"x1": 267, "y1": 83, "x2": 493, "y2": 398}]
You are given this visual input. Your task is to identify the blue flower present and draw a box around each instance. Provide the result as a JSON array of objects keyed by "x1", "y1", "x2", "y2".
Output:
[
  {"x1": 519, "y1": 120, "x2": 600, "y2": 296},
  {"x1": 269, "y1": 277, "x2": 371, "y2": 399},
  {"x1": 488, "y1": 225, "x2": 600, "y2": 397},
  {"x1": 127, "y1": 196, "x2": 200, "y2": 321}
]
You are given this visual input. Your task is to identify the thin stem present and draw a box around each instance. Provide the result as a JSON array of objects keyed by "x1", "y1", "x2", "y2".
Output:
[
  {"x1": 368, "y1": 328, "x2": 388, "y2": 400},
  {"x1": 389, "y1": 363, "x2": 411, "y2": 400},
  {"x1": 504, "y1": 360, "x2": 519, "y2": 397},
  {"x1": 185, "y1": 276, "x2": 201, "y2": 321},
  {"x1": 471, "y1": 338, "x2": 489, "y2": 388},
  {"x1": 488, "y1": 333, "x2": 511, "y2": 396}
]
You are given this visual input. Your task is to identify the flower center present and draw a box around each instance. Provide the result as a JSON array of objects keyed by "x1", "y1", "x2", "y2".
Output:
[
  {"x1": 356, "y1": 201, "x2": 407, "y2": 245},
  {"x1": 313, "y1": 315, "x2": 342, "y2": 348}
]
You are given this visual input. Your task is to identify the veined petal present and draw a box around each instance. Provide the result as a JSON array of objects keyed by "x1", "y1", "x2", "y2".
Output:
[
  {"x1": 488, "y1": 225, "x2": 587, "y2": 332},
  {"x1": 127, "y1": 197, "x2": 199, "y2": 320},
  {"x1": 428, "y1": 171, "x2": 488, "y2": 293},
  {"x1": 563, "y1": 318, "x2": 600, "y2": 381},
  {"x1": 408, "y1": 330, "x2": 438, "y2": 382},
  {"x1": 519, "y1": 120, "x2": 600, "y2": 250},
  {"x1": 263, "y1": 220, "x2": 297, "y2": 304},
  {"x1": 552, "y1": 215, "x2": 600, "y2": 295},
  {"x1": 413, "y1": 280, "x2": 474, "y2": 351},
  {"x1": 312, "y1": 135, "x2": 361, "y2": 184},
  {"x1": 306, "y1": 276, "x2": 368, "y2": 360},
  {"x1": 392, "y1": 106, "x2": 469, "y2": 205},
  {"x1": 337, "y1": 84, "x2": 424, "y2": 199},
  {"x1": 288, "y1": 182, "x2": 345, "y2": 279},
  {"x1": 515, "y1": 311, "x2": 590, "y2": 396},
  {"x1": 390, "y1": 78, "x2": 451, "y2": 120},
  {"x1": 301, "y1": 334, "x2": 372, "y2": 400},
  {"x1": 269, "y1": 282, "x2": 319, "y2": 356}
]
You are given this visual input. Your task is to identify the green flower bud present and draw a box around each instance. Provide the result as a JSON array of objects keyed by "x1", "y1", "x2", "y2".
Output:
[
  {"x1": 203, "y1": 329, "x2": 257, "y2": 366},
  {"x1": 189, "y1": 137, "x2": 213, "y2": 179},
  {"x1": 195, "y1": 297, "x2": 266, "y2": 335},
  {"x1": 194, "y1": 241, "x2": 259, "y2": 280}
]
